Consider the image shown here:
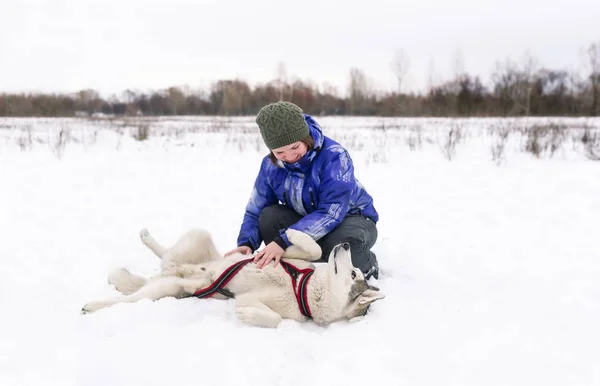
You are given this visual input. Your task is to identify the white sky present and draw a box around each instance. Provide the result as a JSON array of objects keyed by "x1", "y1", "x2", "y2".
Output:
[{"x1": 1, "y1": 0, "x2": 599, "y2": 97}]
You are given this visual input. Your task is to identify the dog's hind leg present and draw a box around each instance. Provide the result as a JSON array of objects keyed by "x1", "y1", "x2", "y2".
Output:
[
  {"x1": 81, "y1": 276, "x2": 212, "y2": 314},
  {"x1": 162, "y1": 228, "x2": 222, "y2": 266},
  {"x1": 235, "y1": 295, "x2": 283, "y2": 328},
  {"x1": 107, "y1": 267, "x2": 147, "y2": 295},
  {"x1": 141, "y1": 228, "x2": 221, "y2": 265},
  {"x1": 140, "y1": 228, "x2": 168, "y2": 259}
]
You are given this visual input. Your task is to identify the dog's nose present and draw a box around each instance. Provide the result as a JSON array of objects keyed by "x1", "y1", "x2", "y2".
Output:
[{"x1": 342, "y1": 242, "x2": 350, "y2": 251}]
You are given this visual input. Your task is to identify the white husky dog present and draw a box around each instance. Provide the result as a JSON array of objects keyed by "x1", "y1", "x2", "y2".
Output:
[{"x1": 81, "y1": 227, "x2": 385, "y2": 327}]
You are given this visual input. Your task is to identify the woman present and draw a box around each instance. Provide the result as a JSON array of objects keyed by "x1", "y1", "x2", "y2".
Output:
[{"x1": 225, "y1": 101, "x2": 380, "y2": 280}]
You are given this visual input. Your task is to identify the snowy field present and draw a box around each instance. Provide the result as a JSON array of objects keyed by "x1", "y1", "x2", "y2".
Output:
[{"x1": 1, "y1": 116, "x2": 599, "y2": 386}]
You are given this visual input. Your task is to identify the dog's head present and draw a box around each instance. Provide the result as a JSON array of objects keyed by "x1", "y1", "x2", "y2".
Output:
[{"x1": 325, "y1": 242, "x2": 385, "y2": 321}]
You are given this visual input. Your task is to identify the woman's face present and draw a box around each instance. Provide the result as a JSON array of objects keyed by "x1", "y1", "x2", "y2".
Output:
[{"x1": 272, "y1": 141, "x2": 308, "y2": 164}]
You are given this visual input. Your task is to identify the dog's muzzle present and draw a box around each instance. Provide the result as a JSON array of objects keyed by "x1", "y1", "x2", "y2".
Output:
[
  {"x1": 333, "y1": 242, "x2": 350, "y2": 274},
  {"x1": 333, "y1": 242, "x2": 350, "y2": 258}
]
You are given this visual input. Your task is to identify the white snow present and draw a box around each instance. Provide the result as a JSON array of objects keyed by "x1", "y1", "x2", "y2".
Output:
[{"x1": 1, "y1": 116, "x2": 599, "y2": 386}]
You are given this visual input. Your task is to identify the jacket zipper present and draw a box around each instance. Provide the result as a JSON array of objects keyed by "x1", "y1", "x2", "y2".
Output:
[{"x1": 309, "y1": 188, "x2": 316, "y2": 210}]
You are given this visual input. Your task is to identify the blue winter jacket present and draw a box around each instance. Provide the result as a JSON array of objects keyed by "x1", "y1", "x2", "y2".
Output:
[{"x1": 236, "y1": 114, "x2": 379, "y2": 251}]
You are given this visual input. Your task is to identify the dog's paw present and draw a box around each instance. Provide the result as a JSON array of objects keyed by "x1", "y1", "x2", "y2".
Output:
[
  {"x1": 235, "y1": 306, "x2": 259, "y2": 325},
  {"x1": 81, "y1": 300, "x2": 109, "y2": 314},
  {"x1": 284, "y1": 229, "x2": 321, "y2": 260},
  {"x1": 235, "y1": 306, "x2": 281, "y2": 328},
  {"x1": 139, "y1": 228, "x2": 151, "y2": 245}
]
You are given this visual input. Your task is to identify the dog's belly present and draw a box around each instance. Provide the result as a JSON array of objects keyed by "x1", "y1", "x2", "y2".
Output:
[
  {"x1": 189, "y1": 257, "x2": 310, "y2": 320},
  {"x1": 225, "y1": 264, "x2": 289, "y2": 294},
  {"x1": 223, "y1": 265, "x2": 306, "y2": 319}
]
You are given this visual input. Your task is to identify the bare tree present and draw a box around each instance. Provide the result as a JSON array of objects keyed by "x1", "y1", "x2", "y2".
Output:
[
  {"x1": 213, "y1": 80, "x2": 252, "y2": 115},
  {"x1": 75, "y1": 89, "x2": 101, "y2": 115},
  {"x1": 391, "y1": 48, "x2": 410, "y2": 93},
  {"x1": 492, "y1": 58, "x2": 523, "y2": 115},
  {"x1": 167, "y1": 87, "x2": 186, "y2": 115},
  {"x1": 122, "y1": 89, "x2": 137, "y2": 104},
  {"x1": 222, "y1": 87, "x2": 242, "y2": 115},
  {"x1": 451, "y1": 47, "x2": 465, "y2": 79},
  {"x1": 348, "y1": 67, "x2": 370, "y2": 114},
  {"x1": 121, "y1": 89, "x2": 139, "y2": 115},
  {"x1": 587, "y1": 42, "x2": 600, "y2": 116},
  {"x1": 426, "y1": 57, "x2": 439, "y2": 93},
  {"x1": 275, "y1": 61, "x2": 288, "y2": 101},
  {"x1": 521, "y1": 50, "x2": 539, "y2": 116}
]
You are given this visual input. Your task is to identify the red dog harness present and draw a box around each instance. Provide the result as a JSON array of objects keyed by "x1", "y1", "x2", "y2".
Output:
[{"x1": 192, "y1": 258, "x2": 314, "y2": 318}]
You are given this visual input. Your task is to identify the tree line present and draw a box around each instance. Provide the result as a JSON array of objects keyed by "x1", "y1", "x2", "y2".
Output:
[{"x1": 1, "y1": 42, "x2": 599, "y2": 117}]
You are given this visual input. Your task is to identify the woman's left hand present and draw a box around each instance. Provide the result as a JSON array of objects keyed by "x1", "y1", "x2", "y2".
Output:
[{"x1": 254, "y1": 241, "x2": 285, "y2": 269}]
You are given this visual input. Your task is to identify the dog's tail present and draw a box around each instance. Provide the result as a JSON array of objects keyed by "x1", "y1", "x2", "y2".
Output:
[{"x1": 107, "y1": 267, "x2": 148, "y2": 295}]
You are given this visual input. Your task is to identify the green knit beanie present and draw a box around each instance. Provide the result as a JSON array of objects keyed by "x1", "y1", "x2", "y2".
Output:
[{"x1": 255, "y1": 101, "x2": 310, "y2": 149}]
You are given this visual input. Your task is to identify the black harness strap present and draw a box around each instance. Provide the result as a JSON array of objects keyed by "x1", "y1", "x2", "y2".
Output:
[
  {"x1": 192, "y1": 258, "x2": 253, "y2": 299},
  {"x1": 280, "y1": 261, "x2": 314, "y2": 318},
  {"x1": 191, "y1": 257, "x2": 315, "y2": 318}
]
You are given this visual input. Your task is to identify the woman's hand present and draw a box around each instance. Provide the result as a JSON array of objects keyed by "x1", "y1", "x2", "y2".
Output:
[
  {"x1": 253, "y1": 241, "x2": 285, "y2": 269},
  {"x1": 224, "y1": 246, "x2": 252, "y2": 257}
]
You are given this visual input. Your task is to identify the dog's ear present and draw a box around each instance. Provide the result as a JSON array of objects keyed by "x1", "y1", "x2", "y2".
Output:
[
  {"x1": 346, "y1": 288, "x2": 385, "y2": 321},
  {"x1": 357, "y1": 289, "x2": 385, "y2": 305}
]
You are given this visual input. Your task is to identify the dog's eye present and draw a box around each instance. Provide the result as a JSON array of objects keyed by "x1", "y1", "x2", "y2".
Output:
[{"x1": 351, "y1": 271, "x2": 356, "y2": 279}]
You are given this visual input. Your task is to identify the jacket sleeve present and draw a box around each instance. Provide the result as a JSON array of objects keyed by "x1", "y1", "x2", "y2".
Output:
[
  {"x1": 236, "y1": 159, "x2": 278, "y2": 252},
  {"x1": 288, "y1": 151, "x2": 354, "y2": 241}
]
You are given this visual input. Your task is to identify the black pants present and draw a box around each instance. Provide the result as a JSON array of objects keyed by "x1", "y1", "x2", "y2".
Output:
[{"x1": 258, "y1": 204, "x2": 378, "y2": 275}]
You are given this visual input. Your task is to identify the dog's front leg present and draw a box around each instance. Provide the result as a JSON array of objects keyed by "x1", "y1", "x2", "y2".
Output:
[{"x1": 235, "y1": 295, "x2": 282, "y2": 328}]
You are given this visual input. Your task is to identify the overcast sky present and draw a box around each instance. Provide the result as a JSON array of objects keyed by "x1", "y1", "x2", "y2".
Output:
[{"x1": 1, "y1": 0, "x2": 599, "y2": 97}]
